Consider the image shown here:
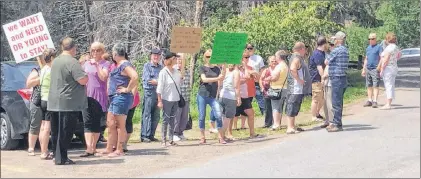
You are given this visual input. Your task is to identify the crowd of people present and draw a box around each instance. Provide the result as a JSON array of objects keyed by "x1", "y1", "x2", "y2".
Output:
[{"x1": 25, "y1": 30, "x2": 400, "y2": 165}]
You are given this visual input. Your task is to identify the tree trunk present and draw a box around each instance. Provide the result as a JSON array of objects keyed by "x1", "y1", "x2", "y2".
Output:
[
  {"x1": 83, "y1": 1, "x2": 94, "y2": 44},
  {"x1": 189, "y1": 0, "x2": 204, "y2": 87}
]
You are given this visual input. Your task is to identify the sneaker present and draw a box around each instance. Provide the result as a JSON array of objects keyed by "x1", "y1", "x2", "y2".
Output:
[
  {"x1": 363, "y1": 101, "x2": 373, "y2": 107},
  {"x1": 179, "y1": 135, "x2": 187, "y2": 140},
  {"x1": 141, "y1": 138, "x2": 151, "y2": 143},
  {"x1": 209, "y1": 128, "x2": 218, "y2": 134},
  {"x1": 173, "y1": 135, "x2": 181, "y2": 142},
  {"x1": 372, "y1": 102, "x2": 378, "y2": 108}
]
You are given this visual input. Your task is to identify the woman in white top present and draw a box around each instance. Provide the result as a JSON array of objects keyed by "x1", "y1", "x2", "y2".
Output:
[
  {"x1": 219, "y1": 64, "x2": 241, "y2": 141},
  {"x1": 379, "y1": 32, "x2": 400, "y2": 110},
  {"x1": 157, "y1": 51, "x2": 182, "y2": 146}
]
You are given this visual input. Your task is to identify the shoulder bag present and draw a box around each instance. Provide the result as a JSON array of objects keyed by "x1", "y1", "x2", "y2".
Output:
[
  {"x1": 165, "y1": 70, "x2": 186, "y2": 108},
  {"x1": 267, "y1": 67, "x2": 288, "y2": 100}
]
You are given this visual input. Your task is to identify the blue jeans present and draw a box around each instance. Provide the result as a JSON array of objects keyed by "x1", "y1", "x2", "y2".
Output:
[
  {"x1": 330, "y1": 76, "x2": 347, "y2": 127},
  {"x1": 108, "y1": 93, "x2": 133, "y2": 115},
  {"x1": 141, "y1": 90, "x2": 161, "y2": 140},
  {"x1": 255, "y1": 84, "x2": 265, "y2": 115},
  {"x1": 196, "y1": 95, "x2": 223, "y2": 130}
]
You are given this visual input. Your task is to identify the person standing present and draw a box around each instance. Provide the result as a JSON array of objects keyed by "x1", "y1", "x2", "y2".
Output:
[
  {"x1": 309, "y1": 36, "x2": 328, "y2": 122},
  {"x1": 141, "y1": 49, "x2": 162, "y2": 143},
  {"x1": 361, "y1": 33, "x2": 383, "y2": 108},
  {"x1": 38, "y1": 49, "x2": 56, "y2": 160},
  {"x1": 197, "y1": 49, "x2": 225, "y2": 144},
  {"x1": 259, "y1": 56, "x2": 277, "y2": 128},
  {"x1": 379, "y1": 32, "x2": 400, "y2": 110},
  {"x1": 239, "y1": 52, "x2": 260, "y2": 138},
  {"x1": 48, "y1": 37, "x2": 88, "y2": 165},
  {"x1": 245, "y1": 43, "x2": 265, "y2": 115},
  {"x1": 80, "y1": 42, "x2": 110, "y2": 157},
  {"x1": 157, "y1": 51, "x2": 182, "y2": 146},
  {"x1": 268, "y1": 50, "x2": 289, "y2": 130},
  {"x1": 320, "y1": 37, "x2": 336, "y2": 128},
  {"x1": 103, "y1": 43, "x2": 138, "y2": 157},
  {"x1": 26, "y1": 53, "x2": 45, "y2": 157},
  {"x1": 326, "y1": 31, "x2": 349, "y2": 132},
  {"x1": 173, "y1": 53, "x2": 191, "y2": 141},
  {"x1": 285, "y1": 42, "x2": 311, "y2": 134},
  {"x1": 219, "y1": 64, "x2": 241, "y2": 141}
]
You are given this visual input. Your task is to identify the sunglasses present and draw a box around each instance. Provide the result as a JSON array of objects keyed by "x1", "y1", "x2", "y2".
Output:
[
  {"x1": 243, "y1": 56, "x2": 250, "y2": 59},
  {"x1": 91, "y1": 49, "x2": 102, "y2": 53},
  {"x1": 205, "y1": 56, "x2": 211, "y2": 58},
  {"x1": 368, "y1": 38, "x2": 376, "y2": 40},
  {"x1": 246, "y1": 47, "x2": 254, "y2": 50},
  {"x1": 329, "y1": 43, "x2": 334, "y2": 46}
]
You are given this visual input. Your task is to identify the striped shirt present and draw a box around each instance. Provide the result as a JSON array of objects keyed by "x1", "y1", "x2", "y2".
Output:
[
  {"x1": 328, "y1": 45, "x2": 349, "y2": 77},
  {"x1": 180, "y1": 69, "x2": 191, "y2": 102}
]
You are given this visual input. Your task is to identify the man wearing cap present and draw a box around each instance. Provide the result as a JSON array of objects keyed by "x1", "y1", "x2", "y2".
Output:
[
  {"x1": 326, "y1": 31, "x2": 349, "y2": 132},
  {"x1": 245, "y1": 43, "x2": 266, "y2": 115},
  {"x1": 309, "y1": 36, "x2": 327, "y2": 122},
  {"x1": 361, "y1": 33, "x2": 382, "y2": 108},
  {"x1": 140, "y1": 48, "x2": 162, "y2": 142}
]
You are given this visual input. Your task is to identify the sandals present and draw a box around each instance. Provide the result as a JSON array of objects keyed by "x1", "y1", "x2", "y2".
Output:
[
  {"x1": 249, "y1": 134, "x2": 262, "y2": 139},
  {"x1": 95, "y1": 150, "x2": 112, "y2": 157},
  {"x1": 380, "y1": 105, "x2": 391, "y2": 110},
  {"x1": 270, "y1": 126, "x2": 281, "y2": 131},
  {"x1": 107, "y1": 152, "x2": 124, "y2": 158},
  {"x1": 286, "y1": 130, "x2": 300, "y2": 134},
  {"x1": 219, "y1": 139, "x2": 227, "y2": 144},
  {"x1": 168, "y1": 141, "x2": 177, "y2": 146},
  {"x1": 28, "y1": 148, "x2": 35, "y2": 156},
  {"x1": 40, "y1": 152, "x2": 53, "y2": 160},
  {"x1": 80, "y1": 152, "x2": 95, "y2": 157},
  {"x1": 199, "y1": 138, "x2": 206, "y2": 144}
]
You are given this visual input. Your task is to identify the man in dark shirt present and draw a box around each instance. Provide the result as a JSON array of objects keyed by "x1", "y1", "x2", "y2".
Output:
[
  {"x1": 309, "y1": 36, "x2": 327, "y2": 122},
  {"x1": 140, "y1": 48, "x2": 162, "y2": 143},
  {"x1": 362, "y1": 33, "x2": 382, "y2": 108},
  {"x1": 48, "y1": 37, "x2": 88, "y2": 165}
]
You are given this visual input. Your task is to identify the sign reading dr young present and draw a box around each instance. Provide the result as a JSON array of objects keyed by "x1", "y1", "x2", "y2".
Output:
[
  {"x1": 2, "y1": 12, "x2": 54, "y2": 63},
  {"x1": 210, "y1": 32, "x2": 248, "y2": 64}
]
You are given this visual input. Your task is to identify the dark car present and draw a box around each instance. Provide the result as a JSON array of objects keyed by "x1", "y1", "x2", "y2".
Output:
[{"x1": 0, "y1": 61, "x2": 89, "y2": 150}]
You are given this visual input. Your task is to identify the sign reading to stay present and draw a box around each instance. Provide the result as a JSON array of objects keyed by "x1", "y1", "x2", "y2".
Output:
[
  {"x1": 2, "y1": 12, "x2": 54, "y2": 63},
  {"x1": 170, "y1": 27, "x2": 202, "y2": 53}
]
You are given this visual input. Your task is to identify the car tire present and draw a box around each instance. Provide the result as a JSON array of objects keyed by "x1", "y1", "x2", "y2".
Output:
[{"x1": 1, "y1": 112, "x2": 20, "y2": 150}]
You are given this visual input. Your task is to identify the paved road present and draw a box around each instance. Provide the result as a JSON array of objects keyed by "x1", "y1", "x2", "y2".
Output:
[{"x1": 152, "y1": 61, "x2": 420, "y2": 178}]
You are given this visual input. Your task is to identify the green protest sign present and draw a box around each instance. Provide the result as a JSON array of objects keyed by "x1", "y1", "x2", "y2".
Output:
[{"x1": 210, "y1": 32, "x2": 248, "y2": 64}]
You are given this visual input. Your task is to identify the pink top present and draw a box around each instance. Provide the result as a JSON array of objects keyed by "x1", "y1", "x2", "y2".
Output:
[{"x1": 83, "y1": 60, "x2": 111, "y2": 112}]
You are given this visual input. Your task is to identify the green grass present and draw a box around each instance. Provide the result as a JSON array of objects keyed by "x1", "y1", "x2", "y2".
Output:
[{"x1": 126, "y1": 69, "x2": 366, "y2": 140}]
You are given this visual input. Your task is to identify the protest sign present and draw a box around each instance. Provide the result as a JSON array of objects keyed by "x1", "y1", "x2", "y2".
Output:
[
  {"x1": 2, "y1": 12, "x2": 54, "y2": 63},
  {"x1": 210, "y1": 32, "x2": 248, "y2": 64},
  {"x1": 170, "y1": 26, "x2": 202, "y2": 53}
]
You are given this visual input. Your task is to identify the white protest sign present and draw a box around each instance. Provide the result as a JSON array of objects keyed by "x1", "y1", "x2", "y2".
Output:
[{"x1": 2, "y1": 12, "x2": 54, "y2": 63}]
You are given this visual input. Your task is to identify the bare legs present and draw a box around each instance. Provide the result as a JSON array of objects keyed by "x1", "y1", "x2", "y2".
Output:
[
  {"x1": 39, "y1": 121, "x2": 51, "y2": 157},
  {"x1": 244, "y1": 109, "x2": 256, "y2": 137},
  {"x1": 272, "y1": 111, "x2": 282, "y2": 128},
  {"x1": 84, "y1": 132, "x2": 100, "y2": 154}
]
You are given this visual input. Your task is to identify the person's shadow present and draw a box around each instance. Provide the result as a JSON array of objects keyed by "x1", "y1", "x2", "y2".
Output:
[{"x1": 341, "y1": 124, "x2": 377, "y2": 132}]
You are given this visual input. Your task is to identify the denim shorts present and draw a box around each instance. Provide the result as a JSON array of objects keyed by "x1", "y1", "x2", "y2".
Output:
[{"x1": 108, "y1": 93, "x2": 133, "y2": 115}]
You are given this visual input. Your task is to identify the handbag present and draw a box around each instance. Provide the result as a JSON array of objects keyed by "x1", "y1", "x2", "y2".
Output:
[
  {"x1": 267, "y1": 69, "x2": 288, "y2": 100},
  {"x1": 30, "y1": 68, "x2": 42, "y2": 106},
  {"x1": 165, "y1": 70, "x2": 186, "y2": 108}
]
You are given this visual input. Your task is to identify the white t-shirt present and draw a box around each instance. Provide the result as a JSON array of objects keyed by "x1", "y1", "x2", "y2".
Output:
[
  {"x1": 156, "y1": 67, "x2": 181, "y2": 102},
  {"x1": 248, "y1": 54, "x2": 265, "y2": 72},
  {"x1": 381, "y1": 44, "x2": 399, "y2": 68}
]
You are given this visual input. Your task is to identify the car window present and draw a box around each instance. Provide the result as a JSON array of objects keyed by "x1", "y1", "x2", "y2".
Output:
[
  {"x1": 410, "y1": 49, "x2": 420, "y2": 55},
  {"x1": 1, "y1": 62, "x2": 38, "y2": 91},
  {"x1": 401, "y1": 50, "x2": 410, "y2": 55}
]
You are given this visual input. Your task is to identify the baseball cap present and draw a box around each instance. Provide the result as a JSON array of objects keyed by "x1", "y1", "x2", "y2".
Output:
[
  {"x1": 335, "y1": 31, "x2": 346, "y2": 40},
  {"x1": 151, "y1": 48, "x2": 161, "y2": 55},
  {"x1": 163, "y1": 50, "x2": 179, "y2": 60}
]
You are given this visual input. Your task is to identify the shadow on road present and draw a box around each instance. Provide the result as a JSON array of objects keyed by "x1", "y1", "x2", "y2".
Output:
[
  {"x1": 392, "y1": 106, "x2": 420, "y2": 110},
  {"x1": 127, "y1": 148, "x2": 169, "y2": 156},
  {"x1": 342, "y1": 124, "x2": 377, "y2": 132},
  {"x1": 75, "y1": 158, "x2": 125, "y2": 165}
]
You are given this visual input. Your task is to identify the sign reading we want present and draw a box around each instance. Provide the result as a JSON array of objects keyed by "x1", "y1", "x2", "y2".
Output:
[{"x1": 2, "y1": 12, "x2": 54, "y2": 63}]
